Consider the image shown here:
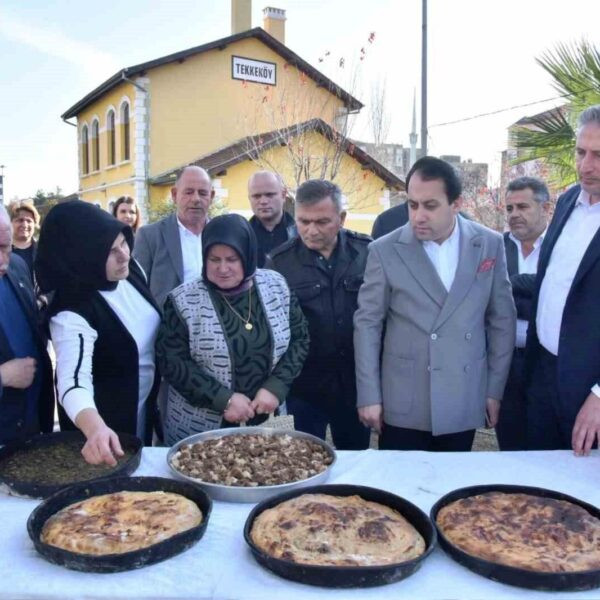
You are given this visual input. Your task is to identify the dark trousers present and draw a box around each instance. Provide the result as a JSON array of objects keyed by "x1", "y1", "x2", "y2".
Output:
[
  {"x1": 526, "y1": 346, "x2": 572, "y2": 450},
  {"x1": 287, "y1": 395, "x2": 370, "y2": 450},
  {"x1": 495, "y1": 348, "x2": 528, "y2": 450},
  {"x1": 379, "y1": 424, "x2": 475, "y2": 452}
]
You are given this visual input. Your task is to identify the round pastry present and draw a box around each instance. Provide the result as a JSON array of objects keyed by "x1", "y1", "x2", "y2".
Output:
[
  {"x1": 41, "y1": 490, "x2": 202, "y2": 555},
  {"x1": 436, "y1": 492, "x2": 600, "y2": 572},
  {"x1": 251, "y1": 493, "x2": 425, "y2": 566}
]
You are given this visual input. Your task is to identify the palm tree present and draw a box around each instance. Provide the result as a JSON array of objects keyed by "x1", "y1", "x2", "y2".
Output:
[{"x1": 510, "y1": 40, "x2": 600, "y2": 187}]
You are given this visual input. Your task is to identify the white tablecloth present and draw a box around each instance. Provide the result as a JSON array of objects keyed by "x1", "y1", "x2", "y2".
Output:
[{"x1": 1, "y1": 448, "x2": 599, "y2": 599}]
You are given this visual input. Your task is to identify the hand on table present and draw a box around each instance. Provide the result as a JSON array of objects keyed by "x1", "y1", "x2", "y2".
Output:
[
  {"x1": 251, "y1": 388, "x2": 279, "y2": 415},
  {"x1": 75, "y1": 408, "x2": 124, "y2": 466},
  {"x1": 572, "y1": 392, "x2": 600, "y2": 456},
  {"x1": 0, "y1": 357, "x2": 36, "y2": 389},
  {"x1": 485, "y1": 397, "x2": 500, "y2": 428},
  {"x1": 224, "y1": 393, "x2": 255, "y2": 423},
  {"x1": 358, "y1": 404, "x2": 383, "y2": 434}
]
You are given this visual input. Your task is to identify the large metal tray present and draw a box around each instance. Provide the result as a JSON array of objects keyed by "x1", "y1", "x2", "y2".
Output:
[
  {"x1": 431, "y1": 484, "x2": 600, "y2": 591},
  {"x1": 167, "y1": 427, "x2": 336, "y2": 503},
  {"x1": 28, "y1": 476, "x2": 212, "y2": 573},
  {"x1": 244, "y1": 483, "x2": 437, "y2": 587},
  {"x1": 0, "y1": 431, "x2": 142, "y2": 499}
]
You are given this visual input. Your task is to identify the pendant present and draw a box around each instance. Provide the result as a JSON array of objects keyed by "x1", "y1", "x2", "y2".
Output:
[{"x1": 245, "y1": 322, "x2": 253, "y2": 331}]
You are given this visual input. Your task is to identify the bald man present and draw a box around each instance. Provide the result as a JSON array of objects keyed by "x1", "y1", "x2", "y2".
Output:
[
  {"x1": 248, "y1": 171, "x2": 297, "y2": 267},
  {"x1": 134, "y1": 166, "x2": 215, "y2": 307}
]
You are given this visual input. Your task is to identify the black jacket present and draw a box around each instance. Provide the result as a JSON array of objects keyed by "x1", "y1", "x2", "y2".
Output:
[
  {"x1": 55, "y1": 262, "x2": 161, "y2": 444},
  {"x1": 525, "y1": 185, "x2": 600, "y2": 428},
  {"x1": 0, "y1": 254, "x2": 55, "y2": 444},
  {"x1": 503, "y1": 232, "x2": 535, "y2": 321},
  {"x1": 266, "y1": 229, "x2": 371, "y2": 406}
]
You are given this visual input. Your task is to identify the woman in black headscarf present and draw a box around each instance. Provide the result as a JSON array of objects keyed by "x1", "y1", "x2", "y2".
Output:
[
  {"x1": 35, "y1": 201, "x2": 161, "y2": 464},
  {"x1": 156, "y1": 213, "x2": 309, "y2": 445}
]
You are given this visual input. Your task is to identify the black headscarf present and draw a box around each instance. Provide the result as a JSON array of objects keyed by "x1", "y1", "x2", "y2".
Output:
[
  {"x1": 201, "y1": 214, "x2": 258, "y2": 294},
  {"x1": 35, "y1": 200, "x2": 134, "y2": 314}
]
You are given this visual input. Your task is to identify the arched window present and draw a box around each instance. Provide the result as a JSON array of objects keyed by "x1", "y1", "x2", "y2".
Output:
[
  {"x1": 81, "y1": 125, "x2": 89, "y2": 174},
  {"x1": 91, "y1": 119, "x2": 100, "y2": 171},
  {"x1": 107, "y1": 110, "x2": 116, "y2": 165},
  {"x1": 120, "y1": 101, "x2": 130, "y2": 161}
]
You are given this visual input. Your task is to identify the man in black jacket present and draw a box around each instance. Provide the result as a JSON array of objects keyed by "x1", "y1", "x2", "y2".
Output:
[
  {"x1": 248, "y1": 171, "x2": 296, "y2": 267},
  {"x1": 496, "y1": 177, "x2": 549, "y2": 450},
  {"x1": 525, "y1": 105, "x2": 600, "y2": 454},
  {"x1": 0, "y1": 205, "x2": 54, "y2": 444},
  {"x1": 266, "y1": 180, "x2": 371, "y2": 449}
]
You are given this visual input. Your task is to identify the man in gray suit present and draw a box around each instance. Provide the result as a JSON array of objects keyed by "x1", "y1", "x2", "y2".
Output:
[
  {"x1": 134, "y1": 166, "x2": 214, "y2": 306},
  {"x1": 354, "y1": 157, "x2": 516, "y2": 451}
]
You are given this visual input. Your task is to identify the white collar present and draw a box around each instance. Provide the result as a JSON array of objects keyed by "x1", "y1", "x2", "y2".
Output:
[
  {"x1": 508, "y1": 228, "x2": 546, "y2": 250},
  {"x1": 422, "y1": 216, "x2": 460, "y2": 249}
]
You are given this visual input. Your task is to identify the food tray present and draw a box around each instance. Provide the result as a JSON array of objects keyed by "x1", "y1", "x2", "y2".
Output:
[
  {"x1": 430, "y1": 484, "x2": 600, "y2": 591},
  {"x1": 27, "y1": 476, "x2": 212, "y2": 573},
  {"x1": 0, "y1": 431, "x2": 142, "y2": 499},
  {"x1": 166, "y1": 427, "x2": 336, "y2": 503},
  {"x1": 244, "y1": 483, "x2": 436, "y2": 587}
]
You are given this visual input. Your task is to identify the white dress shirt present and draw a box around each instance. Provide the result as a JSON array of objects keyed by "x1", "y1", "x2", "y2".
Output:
[
  {"x1": 422, "y1": 217, "x2": 461, "y2": 291},
  {"x1": 50, "y1": 280, "x2": 160, "y2": 437},
  {"x1": 509, "y1": 230, "x2": 545, "y2": 348},
  {"x1": 536, "y1": 189, "x2": 600, "y2": 398},
  {"x1": 178, "y1": 218, "x2": 203, "y2": 283}
]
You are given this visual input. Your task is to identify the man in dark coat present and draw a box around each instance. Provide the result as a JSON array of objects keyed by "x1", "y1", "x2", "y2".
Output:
[
  {"x1": 267, "y1": 179, "x2": 371, "y2": 450},
  {"x1": 0, "y1": 205, "x2": 54, "y2": 444},
  {"x1": 525, "y1": 105, "x2": 600, "y2": 454},
  {"x1": 248, "y1": 171, "x2": 296, "y2": 267},
  {"x1": 496, "y1": 177, "x2": 549, "y2": 450}
]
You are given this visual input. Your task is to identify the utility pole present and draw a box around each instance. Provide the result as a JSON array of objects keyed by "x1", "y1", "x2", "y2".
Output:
[{"x1": 421, "y1": 0, "x2": 428, "y2": 156}]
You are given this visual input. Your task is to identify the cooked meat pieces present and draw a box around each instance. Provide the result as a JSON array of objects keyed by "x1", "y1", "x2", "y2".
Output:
[{"x1": 171, "y1": 434, "x2": 333, "y2": 487}]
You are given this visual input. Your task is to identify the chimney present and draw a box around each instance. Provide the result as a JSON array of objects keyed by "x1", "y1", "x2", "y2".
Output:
[
  {"x1": 231, "y1": 0, "x2": 252, "y2": 34},
  {"x1": 263, "y1": 7, "x2": 286, "y2": 44}
]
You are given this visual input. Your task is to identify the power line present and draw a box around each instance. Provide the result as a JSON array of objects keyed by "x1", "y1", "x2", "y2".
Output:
[{"x1": 428, "y1": 89, "x2": 593, "y2": 128}]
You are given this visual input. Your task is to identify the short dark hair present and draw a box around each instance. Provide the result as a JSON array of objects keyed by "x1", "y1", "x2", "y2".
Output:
[
  {"x1": 506, "y1": 176, "x2": 550, "y2": 204},
  {"x1": 405, "y1": 156, "x2": 462, "y2": 203},
  {"x1": 295, "y1": 179, "x2": 343, "y2": 212}
]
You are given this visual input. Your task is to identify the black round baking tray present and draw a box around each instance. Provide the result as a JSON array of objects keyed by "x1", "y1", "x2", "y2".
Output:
[
  {"x1": 27, "y1": 476, "x2": 212, "y2": 573},
  {"x1": 244, "y1": 483, "x2": 436, "y2": 588},
  {"x1": 0, "y1": 431, "x2": 142, "y2": 499},
  {"x1": 430, "y1": 484, "x2": 600, "y2": 591}
]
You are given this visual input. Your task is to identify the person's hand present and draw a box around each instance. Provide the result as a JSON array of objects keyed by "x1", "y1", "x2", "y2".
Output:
[
  {"x1": 485, "y1": 397, "x2": 500, "y2": 428},
  {"x1": 572, "y1": 392, "x2": 600, "y2": 456},
  {"x1": 0, "y1": 357, "x2": 36, "y2": 389},
  {"x1": 251, "y1": 388, "x2": 279, "y2": 415},
  {"x1": 75, "y1": 408, "x2": 124, "y2": 466},
  {"x1": 358, "y1": 404, "x2": 383, "y2": 434},
  {"x1": 224, "y1": 393, "x2": 255, "y2": 423}
]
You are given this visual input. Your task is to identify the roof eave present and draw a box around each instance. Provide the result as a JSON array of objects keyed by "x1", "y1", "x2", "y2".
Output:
[{"x1": 61, "y1": 28, "x2": 362, "y2": 119}]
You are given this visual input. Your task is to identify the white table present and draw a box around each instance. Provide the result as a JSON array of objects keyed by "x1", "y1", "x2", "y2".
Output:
[{"x1": 1, "y1": 448, "x2": 599, "y2": 599}]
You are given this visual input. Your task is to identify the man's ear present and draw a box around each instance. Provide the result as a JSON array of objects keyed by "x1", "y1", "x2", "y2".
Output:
[
  {"x1": 170, "y1": 187, "x2": 177, "y2": 203},
  {"x1": 210, "y1": 189, "x2": 216, "y2": 201},
  {"x1": 340, "y1": 210, "x2": 347, "y2": 227},
  {"x1": 453, "y1": 196, "x2": 463, "y2": 212}
]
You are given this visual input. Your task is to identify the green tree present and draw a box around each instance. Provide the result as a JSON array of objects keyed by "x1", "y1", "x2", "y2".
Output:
[{"x1": 511, "y1": 40, "x2": 600, "y2": 187}]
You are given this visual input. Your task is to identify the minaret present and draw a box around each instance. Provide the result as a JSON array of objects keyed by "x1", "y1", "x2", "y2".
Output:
[{"x1": 409, "y1": 89, "x2": 418, "y2": 168}]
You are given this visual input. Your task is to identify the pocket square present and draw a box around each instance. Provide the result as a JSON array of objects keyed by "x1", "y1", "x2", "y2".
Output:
[{"x1": 477, "y1": 258, "x2": 496, "y2": 273}]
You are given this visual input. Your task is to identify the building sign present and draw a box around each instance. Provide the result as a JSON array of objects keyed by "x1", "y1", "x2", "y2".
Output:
[{"x1": 232, "y1": 56, "x2": 276, "y2": 86}]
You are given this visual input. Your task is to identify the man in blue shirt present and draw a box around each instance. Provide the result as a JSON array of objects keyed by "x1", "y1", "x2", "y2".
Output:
[{"x1": 0, "y1": 205, "x2": 54, "y2": 443}]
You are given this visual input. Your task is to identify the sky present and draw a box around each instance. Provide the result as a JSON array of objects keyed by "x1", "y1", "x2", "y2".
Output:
[{"x1": 1, "y1": 0, "x2": 599, "y2": 200}]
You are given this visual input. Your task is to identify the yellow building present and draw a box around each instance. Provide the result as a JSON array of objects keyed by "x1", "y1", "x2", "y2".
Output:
[{"x1": 61, "y1": 13, "x2": 403, "y2": 233}]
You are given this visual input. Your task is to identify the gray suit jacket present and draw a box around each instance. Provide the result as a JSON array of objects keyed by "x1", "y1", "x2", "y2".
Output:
[
  {"x1": 353, "y1": 216, "x2": 516, "y2": 435},
  {"x1": 133, "y1": 213, "x2": 183, "y2": 307}
]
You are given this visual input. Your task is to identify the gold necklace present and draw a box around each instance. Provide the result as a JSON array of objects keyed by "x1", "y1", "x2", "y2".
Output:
[{"x1": 219, "y1": 285, "x2": 253, "y2": 331}]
